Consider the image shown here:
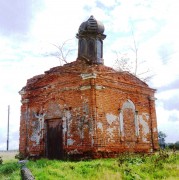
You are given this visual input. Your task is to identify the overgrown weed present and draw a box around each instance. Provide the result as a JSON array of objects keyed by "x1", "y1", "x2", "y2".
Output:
[
  {"x1": 118, "y1": 150, "x2": 179, "y2": 179},
  {"x1": 0, "y1": 156, "x2": 2, "y2": 165},
  {"x1": 0, "y1": 161, "x2": 20, "y2": 180},
  {"x1": 0, "y1": 150, "x2": 178, "y2": 179}
]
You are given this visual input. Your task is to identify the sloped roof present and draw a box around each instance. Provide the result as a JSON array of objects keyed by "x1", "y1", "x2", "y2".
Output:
[{"x1": 21, "y1": 59, "x2": 155, "y2": 92}]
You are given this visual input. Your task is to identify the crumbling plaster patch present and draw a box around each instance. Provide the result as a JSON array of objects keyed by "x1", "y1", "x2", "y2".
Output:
[
  {"x1": 67, "y1": 138, "x2": 75, "y2": 146},
  {"x1": 64, "y1": 110, "x2": 72, "y2": 120},
  {"x1": 106, "y1": 113, "x2": 118, "y2": 141},
  {"x1": 83, "y1": 102, "x2": 89, "y2": 114},
  {"x1": 80, "y1": 73, "x2": 97, "y2": 80},
  {"x1": 106, "y1": 113, "x2": 117, "y2": 125},
  {"x1": 139, "y1": 113, "x2": 150, "y2": 142},
  {"x1": 107, "y1": 127, "x2": 116, "y2": 139},
  {"x1": 119, "y1": 112, "x2": 124, "y2": 136},
  {"x1": 63, "y1": 110, "x2": 72, "y2": 138},
  {"x1": 31, "y1": 129, "x2": 41, "y2": 145},
  {"x1": 153, "y1": 127, "x2": 157, "y2": 132},
  {"x1": 95, "y1": 85, "x2": 105, "y2": 90},
  {"x1": 80, "y1": 85, "x2": 91, "y2": 91},
  {"x1": 97, "y1": 122, "x2": 103, "y2": 132},
  {"x1": 31, "y1": 113, "x2": 46, "y2": 145},
  {"x1": 68, "y1": 149, "x2": 80, "y2": 155},
  {"x1": 122, "y1": 100, "x2": 135, "y2": 109}
]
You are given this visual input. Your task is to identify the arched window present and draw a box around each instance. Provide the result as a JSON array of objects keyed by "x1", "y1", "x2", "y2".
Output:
[{"x1": 119, "y1": 100, "x2": 139, "y2": 141}]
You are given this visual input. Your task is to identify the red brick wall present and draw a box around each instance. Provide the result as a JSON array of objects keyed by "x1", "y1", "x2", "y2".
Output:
[{"x1": 19, "y1": 60, "x2": 159, "y2": 159}]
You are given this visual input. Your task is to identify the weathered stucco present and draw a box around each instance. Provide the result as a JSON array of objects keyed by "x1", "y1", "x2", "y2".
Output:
[
  {"x1": 139, "y1": 113, "x2": 150, "y2": 142},
  {"x1": 19, "y1": 60, "x2": 159, "y2": 159}
]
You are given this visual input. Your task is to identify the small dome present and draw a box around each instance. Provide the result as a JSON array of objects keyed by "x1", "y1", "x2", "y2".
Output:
[{"x1": 78, "y1": 15, "x2": 105, "y2": 35}]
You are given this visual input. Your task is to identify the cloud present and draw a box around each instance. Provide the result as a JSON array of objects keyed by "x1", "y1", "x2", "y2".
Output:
[
  {"x1": 158, "y1": 43, "x2": 175, "y2": 64},
  {"x1": 0, "y1": 0, "x2": 44, "y2": 36},
  {"x1": 163, "y1": 97, "x2": 179, "y2": 111},
  {"x1": 169, "y1": 113, "x2": 179, "y2": 122},
  {"x1": 156, "y1": 105, "x2": 179, "y2": 143},
  {"x1": 158, "y1": 80, "x2": 179, "y2": 92},
  {"x1": 96, "y1": 0, "x2": 117, "y2": 9},
  {"x1": 156, "y1": 89, "x2": 179, "y2": 111}
]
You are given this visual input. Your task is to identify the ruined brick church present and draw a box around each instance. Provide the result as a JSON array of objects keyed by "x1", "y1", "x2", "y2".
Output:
[{"x1": 19, "y1": 16, "x2": 159, "y2": 159}]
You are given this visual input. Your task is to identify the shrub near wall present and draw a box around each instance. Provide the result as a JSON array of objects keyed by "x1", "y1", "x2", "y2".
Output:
[
  {"x1": 0, "y1": 156, "x2": 2, "y2": 164},
  {"x1": 0, "y1": 161, "x2": 20, "y2": 179}
]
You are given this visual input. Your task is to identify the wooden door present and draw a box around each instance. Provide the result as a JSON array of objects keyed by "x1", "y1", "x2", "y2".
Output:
[{"x1": 46, "y1": 119, "x2": 63, "y2": 159}]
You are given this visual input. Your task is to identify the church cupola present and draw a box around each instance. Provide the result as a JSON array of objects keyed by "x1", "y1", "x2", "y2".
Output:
[{"x1": 76, "y1": 15, "x2": 106, "y2": 64}]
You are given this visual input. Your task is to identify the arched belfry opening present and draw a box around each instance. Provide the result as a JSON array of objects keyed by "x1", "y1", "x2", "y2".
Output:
[{"x1": 76, "y1": 15, "x2": 106, "y2": 64}]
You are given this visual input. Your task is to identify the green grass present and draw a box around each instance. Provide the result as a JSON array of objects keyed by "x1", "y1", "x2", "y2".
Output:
[
  {"x1": 0, "y1": 151, "x2": 179, "y2": 180},
  {"x1": 0, "y1": 151, "x2": 20, "y2": 180},
  {"x1": 27, "y1": 158, "x2": 122, "y2": 180}
]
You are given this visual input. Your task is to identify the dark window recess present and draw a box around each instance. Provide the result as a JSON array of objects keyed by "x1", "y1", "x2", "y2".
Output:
[
  {"x1": 88, "y1": 40, "x2": 95, "y2": 57},
  {"x1": 80, "y1": 39, "x2": 86, "y2": 55}
]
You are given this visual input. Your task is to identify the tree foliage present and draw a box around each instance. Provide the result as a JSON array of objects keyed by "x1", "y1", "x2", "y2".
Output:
[
  {"x1": 158, "y1": 131, "x2": 167, "y2": 149},
  {"x1": 114, "y1": 22, "x2": 153, "y2": 82},
  {"x1": 158, "y1": 131, "x2": 167, "y2": 139},
  {"x1": 167, "y1": 141, "x2": 179, "y2": 150},
  {"x1": 114, "y1": 51, "x2": 132, "y2": 72},
  {"x1": 47, "y1": 38, "x2": 76, "y2": 65}
]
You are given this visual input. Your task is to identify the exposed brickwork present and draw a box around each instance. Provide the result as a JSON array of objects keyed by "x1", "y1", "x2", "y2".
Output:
[{"x1": 19, "y1": 59, "x2": 159, "y2": 159}]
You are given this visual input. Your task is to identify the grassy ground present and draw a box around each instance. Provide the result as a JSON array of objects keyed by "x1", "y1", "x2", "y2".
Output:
[
  {"x1": 0, "y1": 150, "x2": 179, "y2": 180},
  {"x1": 0, "y1": 151, "x2": 20, "y2": 180}
]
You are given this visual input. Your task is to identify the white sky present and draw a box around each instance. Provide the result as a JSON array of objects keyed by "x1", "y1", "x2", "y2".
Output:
[{"x1": 0, "y1": 0, "x2": 179, "y2": 150}]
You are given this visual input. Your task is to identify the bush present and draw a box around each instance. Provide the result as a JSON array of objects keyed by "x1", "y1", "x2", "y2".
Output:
[
  {"x1": 167, "y1": 141, "x2": 179, "y2": 150},
  {"x1": 0, "y1": 162, "x2": 19, "y2": 174},
  {"x1": 175, "y1": 141, "x2": 179, "y2": 150},
  {"x1": 117, "y1": 151, "x2": 179, "y2": 179},
  {"x1": 0, "y1": 157, "x2": 3, "y2": 165},
  {"x1": 118, "y1": 152, "x2": 145, "y2": 166},
  {"x1": 15, "y1": 152, "x2": 26, "y2": 160}
]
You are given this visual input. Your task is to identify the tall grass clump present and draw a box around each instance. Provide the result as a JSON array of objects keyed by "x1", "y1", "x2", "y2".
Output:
[
  {"x1": 0, "y1": 161, "x2": 20, "y2": 180},
  {"x1": 27, "y1": 158, "x2": 122, "y2": 180},
  {"x1": 26, "y1": 150, "x2": 179, "y2": 180},
  {"x1": 1, "y1": 150, "x2": 178, "y2": 179},
  {"x1": 117, "y1": 150, "x2": 179, "y2": 179}
]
